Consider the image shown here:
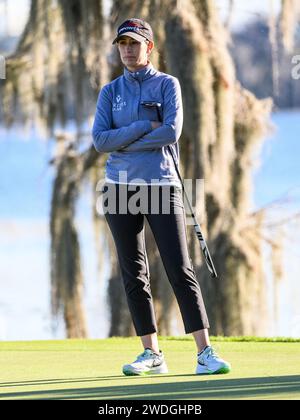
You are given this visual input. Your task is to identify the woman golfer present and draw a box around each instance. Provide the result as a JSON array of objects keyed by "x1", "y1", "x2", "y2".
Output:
[{"x1": 92, "y1": 18, "x2": 230, "y2": 376}]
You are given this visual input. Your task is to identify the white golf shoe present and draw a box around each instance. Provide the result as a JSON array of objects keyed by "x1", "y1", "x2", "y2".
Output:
[
  {"x1": 122, "y1": 348, "x2": 168, "y2": 376},
  {"x1": 196, "y1": 346, "x2": 231, "y2": 375}
]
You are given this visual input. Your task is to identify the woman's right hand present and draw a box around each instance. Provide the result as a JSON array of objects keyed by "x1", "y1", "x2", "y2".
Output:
[{"x1": 151, "y1": 121, "x2": 162, "y2": 129}]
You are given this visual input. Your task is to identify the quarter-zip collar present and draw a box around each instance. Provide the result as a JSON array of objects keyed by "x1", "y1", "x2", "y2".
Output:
[{"x1": 123, "y1": 61, "x2": 157, "y2": 82}]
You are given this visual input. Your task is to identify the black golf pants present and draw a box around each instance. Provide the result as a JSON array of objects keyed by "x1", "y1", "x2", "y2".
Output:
[{"x1": 101, "y1": 183, "x2": 210, "y2": 336}]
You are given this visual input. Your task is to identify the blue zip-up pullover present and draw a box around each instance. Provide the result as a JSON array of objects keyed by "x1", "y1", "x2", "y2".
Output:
[{"x1": 92, "y1": 62, "x2": 183, "y2": 187}]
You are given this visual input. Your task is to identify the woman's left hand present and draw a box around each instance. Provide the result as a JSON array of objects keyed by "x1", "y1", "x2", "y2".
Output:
[{"x1": 151, "y1": 121, "x2": 162, "y2": 129}]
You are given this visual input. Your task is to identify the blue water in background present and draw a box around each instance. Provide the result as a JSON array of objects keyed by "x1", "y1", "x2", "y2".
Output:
[
  {"x1": 0, "y1": 126, "x2": 110, "y2": 340},
  {"x1": 0, "y1": 111, "x2": 299, "y2": 340},
  {"x1": 0, "y1": 127, "x2": 53, "y2": 219},
  {"x1": 253, "y1": 110, "x2": 300, "y2": 207},
  {"x1": 252, "y1": 111, "x2": 300, "y2": 338}
]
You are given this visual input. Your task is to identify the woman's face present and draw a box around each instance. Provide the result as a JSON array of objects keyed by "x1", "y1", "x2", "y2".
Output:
[{"x1": 117, "y1": 36, "x2": 153, "y2": 71}]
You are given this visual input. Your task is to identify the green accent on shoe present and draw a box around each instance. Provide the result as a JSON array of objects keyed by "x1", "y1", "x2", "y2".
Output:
[{"x1": 213, "y1": 365, "x2": 231, "y2": 374}]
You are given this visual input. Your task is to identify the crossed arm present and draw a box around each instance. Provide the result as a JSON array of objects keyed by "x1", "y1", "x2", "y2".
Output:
[{"x1": 92, "y1": 77, "x2": 183, "y2": 153}]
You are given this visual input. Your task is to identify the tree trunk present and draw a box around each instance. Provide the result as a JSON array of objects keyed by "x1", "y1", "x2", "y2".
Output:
[
  {"x1": 50, "y1": 148, "x2": 88, "y2": 338},
  {"x1": 164, "y1": 0, "x2": 271, "y2": 335}
]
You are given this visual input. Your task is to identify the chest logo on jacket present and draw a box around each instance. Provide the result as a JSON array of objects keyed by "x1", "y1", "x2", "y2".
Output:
[{"x1": 113, "y1": 95, "x2": 127, "y2": 112}]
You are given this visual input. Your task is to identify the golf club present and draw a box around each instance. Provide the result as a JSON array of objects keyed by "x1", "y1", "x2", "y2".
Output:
[{"x1": 141, "y1": 101, "x2": 218, "y2": 278}]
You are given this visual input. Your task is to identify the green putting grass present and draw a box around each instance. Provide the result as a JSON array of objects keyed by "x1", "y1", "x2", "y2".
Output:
[{"x1": 0, "y1": 336, "x2": 299, "y2": 400}]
